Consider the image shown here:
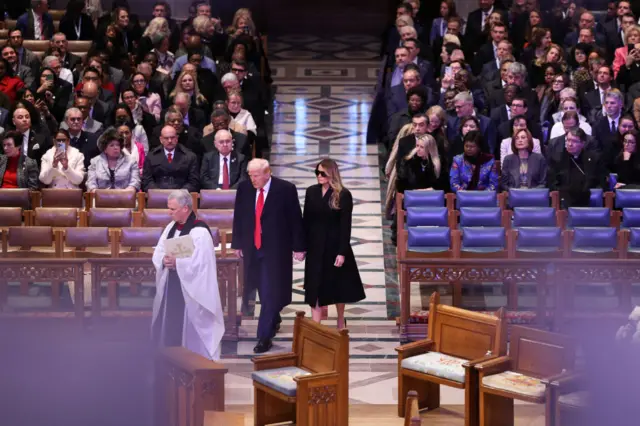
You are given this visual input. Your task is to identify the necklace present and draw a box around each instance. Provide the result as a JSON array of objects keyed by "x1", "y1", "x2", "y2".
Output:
[{"x1": 420, "y1": 159, "x2": 429, "y2": 172}]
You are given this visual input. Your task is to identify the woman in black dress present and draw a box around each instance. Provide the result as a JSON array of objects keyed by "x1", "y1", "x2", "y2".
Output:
[{"x1": 303, "y1": 159, "x2": 365, "y2": 328}]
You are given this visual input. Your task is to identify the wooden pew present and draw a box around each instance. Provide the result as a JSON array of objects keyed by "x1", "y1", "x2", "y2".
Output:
[{"x1": 155, "y1": 347, "x2": 228, "y2": 426}]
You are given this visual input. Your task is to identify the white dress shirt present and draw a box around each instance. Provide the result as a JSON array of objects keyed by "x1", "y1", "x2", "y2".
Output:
[
  {"x1": 164, "y1": 148, "x2": 175, "y2": 161},
  {"x1": 218, "y1": 154, "x2": 231, "y2": 185},
  {"x1": 22, "y1": 129, "x2": 30, "y2": 157},
  {"x1": 256, "y1": 177, "x2": 272, "y2": 206},
  {"x1": 32, "y1": 10, "x2": 42, "y2": 40}
]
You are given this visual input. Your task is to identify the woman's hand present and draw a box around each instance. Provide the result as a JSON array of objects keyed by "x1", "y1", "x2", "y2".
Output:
[
  {"x1": 615, "y1": 182, "x2": 626, "y2": 189},
  {"x1": 626, "y1": 49, "x2": 637, "y2": 67},
  {"x1": 334, "y1": 255, "x2": 345, "y2": 267},
  {"x1": 624, "y1": 151, "x2": 632, "y2": 161},
  {"x1": 60, "y1": 153, "x2": 69, "y2": 170}
]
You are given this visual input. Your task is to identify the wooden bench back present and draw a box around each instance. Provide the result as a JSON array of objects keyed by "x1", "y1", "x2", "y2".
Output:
[
  {"x1": 292, "y1": 311, "x2": 349, "y2": 374},
  {"x1": 429, "y1": 292, "x2": 507, "y2": 361},
  {"x1": 509, "y1": 325, "x2": 576, "y2": 379}
]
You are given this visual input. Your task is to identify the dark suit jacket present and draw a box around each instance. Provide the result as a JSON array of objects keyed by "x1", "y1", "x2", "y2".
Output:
[
  {"x1": 61, "y1": 53, "x2": 82, "y2": 74},
  {"x1": 231, "y1": 177, "x2": 305, "y2": 308},
  {"x1": 200, "y1": 130, "x2": 251, "y2": 159},
  {"x1": 447, "y1": 114, "x2": 497, "y2": 155},
  {"x1": 604, "y1": 19, "x2": 624, "y2": 60},
  {"x1": 0, "y1": 107, "x2": 8, "y2": 128},
  {"x1": 200, "y1": 151, "x2": 248, "y2": 190},
  {"x1": 473, "y1": 42, "x2": 497, "y2": 76},
  {"x1": 499, "y1": 152, "x2": 548, "y2": 191},
  {"x1": 464, "y1": 8, "x2": 509, "y2": 54},
  {"x1": 24, "y1": 130, "x2": 52, "y2": 165},
  {"x1": 593, "y1": 116, "x2": 622, "y2": 169},
  {"x1": 141, "y1": 144, "x2": 200, "y2": 192},
  {"x1": 480, "y1": 60, "x2": 499, "y2": 83},
  {"x1": 91, "y1": 99, "x2": 113, "y2": 127},
  {"x1": 149, "y1": 125, "x2": 204, "y2": 165},
  {"x1": 17, "y1": 47, "x2": 41, "y2": 76},
  {"x1": 563, "y1": 30, "x2": 606, "y2": 48},
  {"x1": 582, "y1": 89, "x2": 604, "y2": 120},
  {"x1": 159, "y1": 107, "x2": 207, "y2": 133},
  {"x1": 16, "y1": 11, "x2": 54, "y2": 40},
  {"x1": 59, "y1": 13, "x2": 95, "y2": 41},
  {"x1": 68, "y1": 131, "x2": 100, "y2": 170},
  {"x1": 548, "y1": 149, "x2": 606, "y2": 207}
]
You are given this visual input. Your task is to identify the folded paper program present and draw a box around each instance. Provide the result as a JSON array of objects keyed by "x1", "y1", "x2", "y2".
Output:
[{"x1": 164, "y1": 235, "x2": 195, "y2": 258}]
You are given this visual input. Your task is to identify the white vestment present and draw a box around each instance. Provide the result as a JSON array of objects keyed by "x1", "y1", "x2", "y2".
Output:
[{"x1": 151, "y1": 223, "x2": 225, "y2": 360}]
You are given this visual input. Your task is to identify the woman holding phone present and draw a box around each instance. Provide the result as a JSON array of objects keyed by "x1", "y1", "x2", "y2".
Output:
[{"x1": 39, "y1": 129, "x2": 86, "y2": 189}]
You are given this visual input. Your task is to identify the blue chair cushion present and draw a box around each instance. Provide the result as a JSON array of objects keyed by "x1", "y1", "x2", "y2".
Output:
[
  {"x1": 516, "y1": 227, "x2": 562, "y2": 252},
  {"x1": 508, "y1": 188, "x2": 550, "y2": 208},
  {"x1": 462, "y1": 227, "x2": 505, "y2": 252},
  {"x1": 404, "y1": 190, "x2": 445, "y2": 208},
  {"x1": 622, "y1": 208, "x2": 640, "y2": 228},
  {"x1": 628, "y1": 228, "x2": 640, "y2": 252},
  {"x1": 407, "y1": 207, "x2": 449, "y2": 227},
  {"x1": 401, "y1": 351, "x2": 467, "y2": 383},
  {"x1": 568, "y1": 207, "x2": 610, "y2": 228},
  {"x1": 589, "y1": 189, "x2": 604, "y2": 207},
  {"x1": 572, "y1": 227, "x2": 617, "y2": 253},
  {"x1": 251, "y1": 366, "x2": 311, "y2": 397},
  {"x1": 615, "y1": 189, "x2": 640, "y2": 209},
  {"x1": 609, "y1": 173, "x2": 618, "y2": 192},
  {"x1": 456, "y1": 190, "x2": 497, "y2": 208},
  {"x1": 512, "y1": 207, "x2": 556, "y2": 227},
  {"x1": 459, "y1": 207, "x2": 502, "y2": 227},
  {"x1": 408, "y1": 227, "x2": 451, "y2": 252}
]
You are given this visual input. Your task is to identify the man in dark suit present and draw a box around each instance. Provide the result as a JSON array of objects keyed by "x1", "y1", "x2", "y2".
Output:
[
  {"x1": 200, "y1": 130, "x2": 248, "y2": 190},
  {"x1": 150, "y1": 107, "x2": 204, "y2": 164},
  {"x1": 494, "y1": 94, "x2": 542, "y2": 142},
  {"x1": 232, "y1": 59, "x2": 268, "y2": 131},
  {"x1": 201, "y1": 110, "x2": 251, "y2": 158},
  {"x1": 447, "y1": 91, "x2": 496, "y2": 154},
  {"x1": 62, "y1": 107, "x2": 100, "y2": 170},
  {"x1": 472, "y1": 22, "x2": 508, "y2": 76},
  {"x1": 548, "y1": 128, "x2": 606, "y2": 208},
  {"x1": 7, "y1": 28, "x2": 41, "y2": 75},
  {"x1": 592, "y1": 89, "x2": 626, "y2": 167},
  {"x1": 142, "y1": 125, "x2": 200, "y2": 192},
  {"x1": 563, "y1": 12, "x2": 607, "y2": 48},
  {"x1": 386, "y1": 67, "x2": 424, "y2": 120},
  {"x1": 403, "y1": 38, "x2": 435, "y2": 88},
  {"x1": 80, "y1": 81, "x2": 113, "y2": 128},
  {"x1": 16, "y1": 0, "x2": 54, "y2": 41},
  {"x1": 604, "y1": 1, "x2": 632, "y2": 53},
  {"x1": 231, "y1": 159, "x2": 305, "y2": 353},
  {"x1": 582, "y1": 64, "x2": 614, "y2": 121},
  {"x1": 12, "y1": 106, "x2": 51, "y2": 165},
  {"x1": 546, "y1": 111, "x2": 600, "y2": 160},
  {"x1": 170, "y1": 92, "x2": 207, "y2": 133},
  {"x1": 52, "y1": 33, "x2": 82, "y2": 74},
  {"x1": 0, "y1": 107, "x2": 8, "y2": 129},
  {"x1": 464, "y1": 0, "x2": 508, "y2": 58},
  {"x1": 479, "y1": 41, "x2": 512, "y2": 83}
]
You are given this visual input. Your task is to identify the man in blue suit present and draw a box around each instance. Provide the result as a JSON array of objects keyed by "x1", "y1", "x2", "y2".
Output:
[
  {"x1": 16, "y1": 0, "x2": 54, "y2": 41},
  {"x1": 447, "y1": 91, "x2": 496, "y2": 155},
  {"x1": 231, "y1": 159, "x2": 306, "y2": 353}
]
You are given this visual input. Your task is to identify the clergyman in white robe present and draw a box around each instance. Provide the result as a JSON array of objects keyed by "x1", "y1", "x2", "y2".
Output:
[{"x1": 151, "y1": 219, "x2": 225, "y2": 361}]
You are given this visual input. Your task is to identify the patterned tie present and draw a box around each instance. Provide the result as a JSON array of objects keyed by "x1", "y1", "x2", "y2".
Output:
[
  {"x1": 167, "y1": 152, "x2": 173, "y2": 163},
  {"x1": 38, "y1": 16, "x2": 45, "y2": 40},
  {"x1": 254, "y1": 188, "x2": 264, "y2": 249},
  {"x1": 222, "y1": 157, "x2": 230, "y2": 189}
]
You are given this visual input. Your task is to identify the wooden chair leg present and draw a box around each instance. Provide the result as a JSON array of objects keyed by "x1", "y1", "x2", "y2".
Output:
[
  {"x1": 108, "y1": 281, "x2": 118, "y2": 310},
  {"x1": 398, "y1": 373, "x2": 440, "y2": 417},
  {"x1": 479, "y1": 390, "x2": 514, "y2": 426},
  {"x1": 51, "y1": 281, "x2": 60, "y2": 308},
  {"x1": 254, "y1": 387, "x2": 294, "y2": 426}
]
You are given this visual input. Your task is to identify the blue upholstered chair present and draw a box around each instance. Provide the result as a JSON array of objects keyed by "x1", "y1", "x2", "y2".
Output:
[
  {"x1": 589, "y1": 188, "x2": 604, "y2": 207},
  {"x1": 623, "y1": 228, "x2": 640, "y2": 257},
  {"x1": 507, "y1": 188, "x2": 550, "y2": 208},
  {"x1": 404, "y1": 190, "x2": 446, "y2": 208},
  {"x1": 406, "y1": 207, "x2": 452, "y2": 228},
  {"x1": 619, "y1": 208, "x2": 640, "y2": 229},
  {"x1": 567, "y1": 207, "x2": 611, "y2": 228},
  {"x1": 459, "y1": 207, "x2": 502, "y2": 227},
  {"x1": 511, "y1": 207, "x2": 557, "y2": 228},
  {"x1": 454, "y1": 190, "x2": 498, "y2": 209},
  {"x1": 457, "y1": 227, "x2": 507, "y2": 258},
  {"x1": 508, "y1": 227, "x2": 563, "y2": 258},
  {"x1": 570, "y1": 227, "x2": 619, "y2": 257},
  {"x1": 614, "y1": 189, "x2": 640, "y2": 209},
  {"x1": 406, "y1": 227, "x2": 453, "y2": 256}
]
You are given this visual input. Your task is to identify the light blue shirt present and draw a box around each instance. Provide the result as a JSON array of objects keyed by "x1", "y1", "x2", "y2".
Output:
[{"x1": 171, "y1": 55, "x2": 216, "y2": 78}]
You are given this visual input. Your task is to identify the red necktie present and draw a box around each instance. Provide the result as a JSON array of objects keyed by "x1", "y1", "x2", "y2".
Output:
[
  {"x1": 39, "y1": 16, "x2": 45, "y2": 40},
  {"x1": 222, "y1": 157, "x2": 230, "y2": 189},
  {"x1": 254, "y1": 188, "x2": 264, "y2": 249},
  {"x1": 167, "y1": 153, "x2": 173, "y2": 163}
]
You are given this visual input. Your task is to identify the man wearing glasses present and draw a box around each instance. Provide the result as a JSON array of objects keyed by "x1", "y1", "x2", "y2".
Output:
[
  {"x1": 200, "y1": 129, "x2": 248, "y2": 190},
  {"x1": 59, "y1": 107, "x2": 100, "y2": 169},
  {"x1": 66, "y1": 95, "x2": 103, "y2": 135}
]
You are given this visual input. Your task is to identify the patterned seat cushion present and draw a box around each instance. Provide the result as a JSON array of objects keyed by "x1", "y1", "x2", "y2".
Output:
[
  {"x1": 558, "y1": 391, "x2": 588, "y2": 407},
  {"x1": 251, "y1": 366, "x2": 311, "y2": 397},
  {"x1": 400, "y1": 351, "x2": 467, "y2": 383},
  {"x1": 482, "y1": 371, "x2": 546, "y2": 398}
]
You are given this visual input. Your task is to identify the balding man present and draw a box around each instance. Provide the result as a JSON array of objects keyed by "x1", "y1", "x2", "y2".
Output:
[
  {"x1": 142, "y1": 125, "x2": 200, "y2": 192},
  {"x1": 200, "y1": 129, "x2": 248, "y2": 189},
  {"x1": 563, "y1": 12, "x2": 606, "y2": 48},
  {"x1": 232, "y1": 159, "x2": 305, "y2": 353},
  {"x1": 81, "y1": 81, "x2": 113, "y2": 127}
]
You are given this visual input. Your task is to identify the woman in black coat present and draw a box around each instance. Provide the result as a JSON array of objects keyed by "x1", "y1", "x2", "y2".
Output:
[
  {"x1": 303, "y1": 159, "x2": 365, "y2": 329},
  {"x1": 614, "y1": 130, "x2": 640, "y2": 189},
  {"x1": 396, "y1": 134, "x2": 450, "y2": 193}
]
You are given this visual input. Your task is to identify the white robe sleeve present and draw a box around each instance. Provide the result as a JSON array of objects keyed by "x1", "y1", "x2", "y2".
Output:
[
  {"x1": 175, "y1": 227, "x2": 225, "y2": 361},
  {"x1": 151, "y1": 222, "x2": 174, "y2": 329}
]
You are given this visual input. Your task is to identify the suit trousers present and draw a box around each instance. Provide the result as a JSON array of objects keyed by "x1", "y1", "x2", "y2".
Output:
[{"x1": 255, "y1": 249, "x2": 282, "y2": 340}]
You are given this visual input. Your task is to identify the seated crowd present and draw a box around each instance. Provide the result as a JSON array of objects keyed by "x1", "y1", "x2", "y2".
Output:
[
  {"x1": 0, "y1": 0, "x2": 270, "y2": 195},
  {"x1": 376, "y1": 0, "x2": 640, "y2": 243}
]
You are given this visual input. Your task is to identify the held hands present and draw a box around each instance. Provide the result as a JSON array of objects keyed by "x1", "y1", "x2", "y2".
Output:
[
  {"x1": 163, "y1": 255, "x2": 177, "y2": 270},
  {"x1": 293, "y1": 251, "x2": 306, "y2": 261},
  {"x1": 334, "y1": 255, "x2": 345, "y2": 267}
]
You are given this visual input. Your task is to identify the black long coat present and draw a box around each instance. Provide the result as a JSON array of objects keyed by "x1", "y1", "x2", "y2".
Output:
[
  {"x1": 302, "y1": 185, "x2": 365, "y2": 307},
  {"x1": 231, "y1": 177, "x2": 305, "y2": 310}
]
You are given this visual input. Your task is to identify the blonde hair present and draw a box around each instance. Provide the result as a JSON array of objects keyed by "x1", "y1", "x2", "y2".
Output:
[
  {"x1": 248, "y1": 158, "x2": 270, "y2": 173},
  {"x1": 405, "y1": 134, "x2": 441, "y2": 178},
  {"x1": 142, "y1": 17, "x2": 169, "y2": 43},
  {"x1": 426, "y1": 105, "x2": 449, "y2": 151},
  {"x1": 626, "y1": 25, "x2": 640, "y2": 44},
  {"x1": 400, "y1": 26, "x2": 418, "y2": 39},
  {"x1": 396, "y1": 15, "x2": 414, "y2": 28},
  {"x1": 192, "y1": 15, "x2": 211, "y2": 34},
  {"x1": 230, "y1": 9, "x2": 256, "y2": 35},
  {"x1": 443, "y1": 33, "x2": 461, "y2": 46},
  {"x1": 316, "y1": 158, "x2": 344, "y2": 210},
  {"x1": 170, "y1": 70, "x2": 207, "y2": 105}
]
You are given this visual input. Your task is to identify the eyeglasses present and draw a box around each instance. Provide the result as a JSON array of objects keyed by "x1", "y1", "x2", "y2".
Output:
[
  {"x1": 231, "y1": 67, "x2": 246, "y2": 73},
  {"x1": 315, "y1": 169, "x2": 328, "y2": 178},
  {"x1": 133, "y1": 79, "x2": 146, "y2": 84}
]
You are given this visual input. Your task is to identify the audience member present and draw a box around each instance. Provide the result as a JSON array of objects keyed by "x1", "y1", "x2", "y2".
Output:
[
  {"x1": 200, "y1": 129, "x2": 248, "y2": 189},
  {"x1": 39, "y1": 128, "x2": 86, "y2": 189},
  {"x1": 86, "y1": 127, "x2": 140, "y2": 191},
  {"x1": 0, "y1": 130, "x2": 39, "y2": 189},
  {"x1": 450, "y1": 130, "x2": 498, "y2": 192}
]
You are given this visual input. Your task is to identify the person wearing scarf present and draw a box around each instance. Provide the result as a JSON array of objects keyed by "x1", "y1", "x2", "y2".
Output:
[
  {"x1": 151, "y1": 189, "x2": 225, "y2": 361},
  {"x1": 450, "y1": 130, "x2": 499, "y2": 192}
]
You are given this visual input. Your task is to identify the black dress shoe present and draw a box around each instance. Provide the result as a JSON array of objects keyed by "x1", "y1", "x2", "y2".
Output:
[
  {"x1": 274, "y1": 322, "x2": 281, "y2": 332},
  {"x1": 253, "y1": 339, "x2": 273, "y2": 354}
]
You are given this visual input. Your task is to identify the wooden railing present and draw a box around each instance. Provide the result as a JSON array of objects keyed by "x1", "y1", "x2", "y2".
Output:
[
  {"x1": 398, "y1": 258, "x2": 640, "y2": 340},
  {"x1": 0, "y1": 258, "x2": 86, "y2": 321},
  {"x1": 89, "y1": 257, "x2": 242, "y2": 341},
  {"x1": 156, "y1": 347, "x2": 228, "y2": 426}
]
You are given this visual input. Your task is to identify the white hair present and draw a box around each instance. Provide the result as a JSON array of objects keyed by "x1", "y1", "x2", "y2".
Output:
[
  {"x1": 168, "y1": 190, "x2": 193, "y2": 209},
  {"x1": 247, "y1": 158, "x2": 270, "y2": 173},
  {"x1": 221, "y1": 73, "x2": 238, "y2": 85},
  {"x1": 174, "y1": 92, "x2": 191, "y2": 105},
  {"x1": 214, "y1": 129, "x2": 232, "y2": 141},
  {"x1": 42, "y1": 56, "x2": 59, "y2": 67},
  {"x1": 453, "y1": 91, "x2": 473, "y2": 105},
  {"x1": 64, "y1": 108, "x2": 82, "y2": 120}
]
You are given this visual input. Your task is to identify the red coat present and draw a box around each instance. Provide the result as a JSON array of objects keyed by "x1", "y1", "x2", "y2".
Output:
[{"x1": 0, "y1": 76, "x2": 25, "y2": 103}]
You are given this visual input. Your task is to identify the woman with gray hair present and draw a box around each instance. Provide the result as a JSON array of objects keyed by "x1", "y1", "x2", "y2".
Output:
[
  {"x1": 86, "y1": 127, "x2": 140, "y2": 192},
  {"x1": 137, "y1": 17, "x2": 170, "y2": 63}
]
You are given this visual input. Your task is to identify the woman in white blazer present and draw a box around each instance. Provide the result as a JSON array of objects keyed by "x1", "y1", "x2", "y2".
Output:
[
  {"x1": 39, "y1": 128, "x2": 86, "y2": 189},
  {"x1": 226, "y1": 90, "x2": 257, "y2": 136}
]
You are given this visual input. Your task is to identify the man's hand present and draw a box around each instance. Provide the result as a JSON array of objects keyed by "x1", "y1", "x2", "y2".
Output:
[
  {"x1": 293, "y1": 251, "x2": 306, "y2": 261},
  {"x1": 234, "y1": 249, "x2": 243, "y2": 258},
  {"x1": 334, "y1": 255, "x2": 345, "y2": 267},
  {"x1": 163, "y1": 255, "x2": 177, "y2": 269}
]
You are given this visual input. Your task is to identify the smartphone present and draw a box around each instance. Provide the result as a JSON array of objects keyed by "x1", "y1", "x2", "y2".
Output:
[
  {"x1": 56, "y1": 142, "x2": 66, "y2": 153},
  {"x1": 46, "y1": 74, "x2": 54, "y2": 82}
]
